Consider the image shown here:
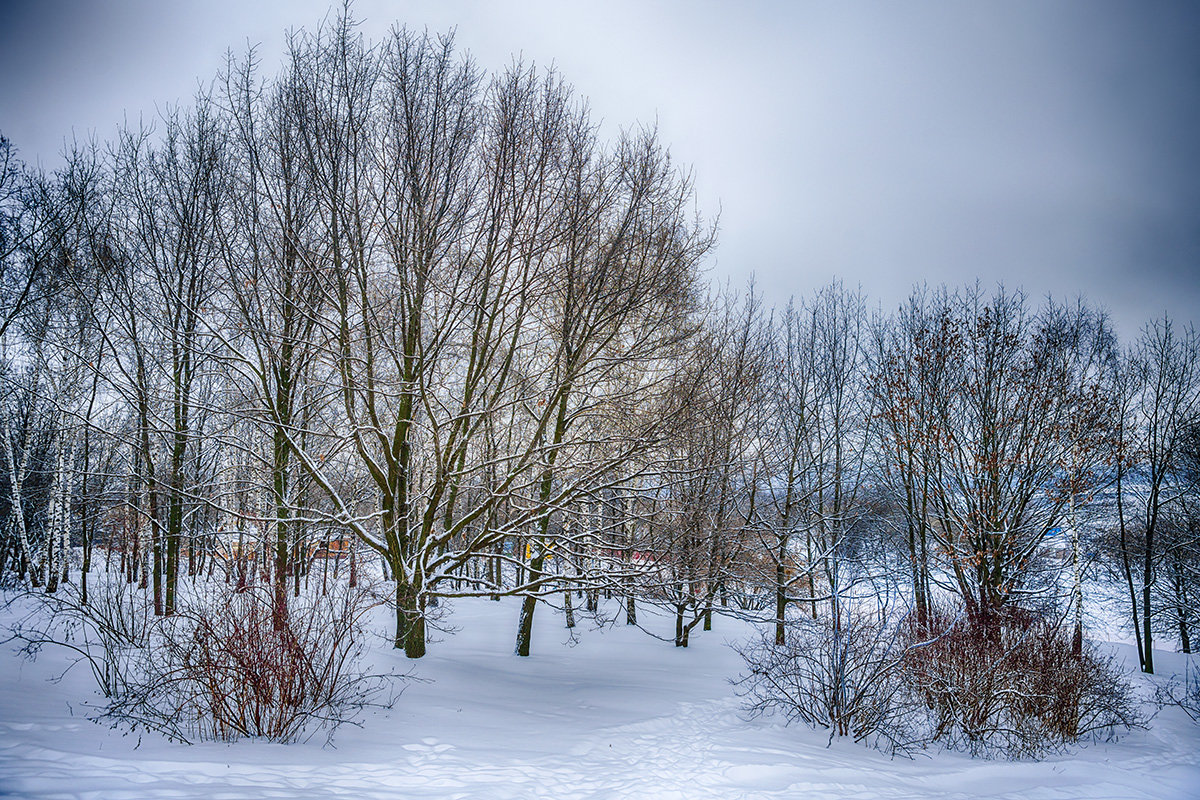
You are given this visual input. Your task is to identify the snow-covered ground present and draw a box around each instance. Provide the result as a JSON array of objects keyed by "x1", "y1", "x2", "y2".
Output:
[{"x1": 1, "y1": 592, "x2": 1197, "y2": 800}]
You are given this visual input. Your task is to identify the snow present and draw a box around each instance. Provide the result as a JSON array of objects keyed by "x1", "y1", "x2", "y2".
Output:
[{"x1": 1, "y1": 593, "x2": 1198, "y2": 799}]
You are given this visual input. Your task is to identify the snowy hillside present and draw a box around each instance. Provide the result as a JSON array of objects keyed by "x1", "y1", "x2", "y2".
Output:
[{"x1": 1, "y1": 595, "x2": 1197, "y2": 800}]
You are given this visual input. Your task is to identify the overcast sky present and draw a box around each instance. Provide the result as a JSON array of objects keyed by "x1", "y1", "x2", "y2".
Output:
[{"x1": 1, "y1": 0, "x2": 1196, "y2": 341}]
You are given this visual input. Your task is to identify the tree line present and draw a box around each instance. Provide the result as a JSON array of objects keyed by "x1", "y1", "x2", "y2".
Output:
[{"x1": 1, "y1": 13, "x2": 1197, "y2": 684}]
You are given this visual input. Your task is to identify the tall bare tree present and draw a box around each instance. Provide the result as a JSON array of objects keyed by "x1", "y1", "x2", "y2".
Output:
[
  {"x1": 1114, "y1": 319, "x2": 1200, "y2": 672},
  {"x1": 100, "y1": 102, "x2": 226, "y2": 615}
]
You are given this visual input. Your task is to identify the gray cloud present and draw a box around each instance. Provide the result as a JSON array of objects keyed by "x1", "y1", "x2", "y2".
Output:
[{"x1": 1, "y1": 0, "x2": 1195, "y2": 341}]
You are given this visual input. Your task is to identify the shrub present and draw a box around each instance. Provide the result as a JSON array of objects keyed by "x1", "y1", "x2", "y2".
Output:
[
  {"x1": 735, "y1": 607, "x2": 916, "y2": 752},
  {"x1": 737, "y1": 603, "x2": 1141, "y2": 759},
  {"x1": 902, "y1": 606, "x2": 1141, "y2": 758},
  {"x1": 108, "y1": 579, "x2": 393, "y2": 743},
  {"x1": 1153, "y1": 659, "x2": 1200, "y2": 724},
  {"x1": 6, "y1": 576, "x2": 153, "y2": 699},
  {"x1": 8, "y1": 573, "x2": 394, "y2": 744}
]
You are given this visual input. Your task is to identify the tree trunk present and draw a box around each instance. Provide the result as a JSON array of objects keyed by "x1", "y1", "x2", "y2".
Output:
[
  {"x1": 775, "y1": 562, "x2": 787, "y2": 645},
  {"x1": 515, "y1": 550, "x2": 545, "y2": 657},
  {"x1": 675, "y1": 600, "x2": 687, "y2": 647},
  {"x1": 393, "y1": 563, "x2": 426, "y2": 658},
  {"x1": 564, "y1": 579, "x2": 575, "y2": 629},
  {"x1": 1142, "y1": 521, "x2": 1155, "y2": 674}
]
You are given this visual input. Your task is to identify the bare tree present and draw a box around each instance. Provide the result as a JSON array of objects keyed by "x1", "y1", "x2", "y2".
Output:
[
  {"x1": 878, "y1": 288, "x2": 1113, "y2": 620},
  {"x1": 871, "y1": 287, "x2": 956, "y2": 628},
  {"x1": 1156, "y1": 419, "x2": 1200, "y2": 653},
  {"x1": 213, "y1": 45, "x2": 330, "y2": 629},
  {"x1": 1114, "y1": 319, "x2": 1200, "y2": 672},
  {"x1": 1038, "y1": 299, "x2": 1119, "y2": 653},
  {"x1": 98, "y1": 101, "x2": 227, "y2": 615},
  {"x1": 0, "y1": 135, "x2": 86, "y2": 340},
  {"x1": 511, "y1": 118, "x2": 710, "y2": 655},
  {"x1": 242, "y1": 16, "x2": 715, "y2": 658},
  {"x1": 641, "y1": 288, "x2": 766, "y2": 647}
]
